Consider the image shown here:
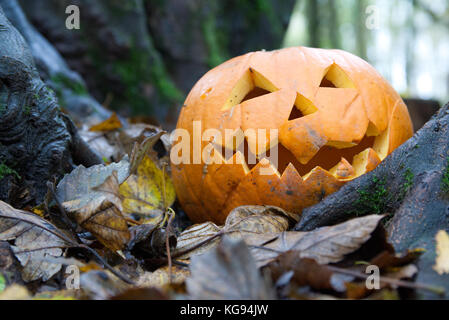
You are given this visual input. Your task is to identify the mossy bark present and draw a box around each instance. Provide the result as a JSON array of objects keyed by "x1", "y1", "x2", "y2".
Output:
[
  {"x1": 1, "y1": 0, "x2": 111, "y2": 124},
  {"x1": 20, "y1": 0, "x2": 182, "y2": 125},
  {"x1": 0, "y1": 6, "x2": 101, "y2": 208},
  {"x1": 21, "y1": 0, "x2": 295, "y2": 127}
]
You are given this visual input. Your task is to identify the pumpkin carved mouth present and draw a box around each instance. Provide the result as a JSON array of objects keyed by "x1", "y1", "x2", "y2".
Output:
[{"x1": 210, "y1": 63, "x2": 389, "y2": 183}]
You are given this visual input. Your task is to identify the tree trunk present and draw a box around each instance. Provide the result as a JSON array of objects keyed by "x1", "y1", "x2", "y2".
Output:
[
  {"x1": 306, "y1": 0, "x2": 320, "y2": 48},
  {"x1": 21, "y1": 0, "x2": 296, "y2": 127},
  {"x1": 0, "y1": 0, "x2": 111, "y2": 124},
  {"x1": 0, "y1": 6, "x2": 101, "y2": 208},
  {"x1": 20, "y1": 0, "x2": 183, "y2": 125}
]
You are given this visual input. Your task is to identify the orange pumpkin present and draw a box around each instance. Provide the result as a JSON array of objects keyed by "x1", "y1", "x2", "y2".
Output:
[{"x1": 171, "y1": 47, "x2": 413, "y2": 224}]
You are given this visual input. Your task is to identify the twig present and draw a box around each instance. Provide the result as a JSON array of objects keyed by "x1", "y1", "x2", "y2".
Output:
[
  {"x1": 79, "y1": 244, "x2": 135, "y2": 285},
  {"x1": 165, "y1": 208, "x2": 175, "y2": 284}
]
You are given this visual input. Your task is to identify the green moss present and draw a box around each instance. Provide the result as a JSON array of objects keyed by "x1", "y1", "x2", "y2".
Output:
[
  {"x1": 400, "y1": 168, "x2": 414, "y2": 199},
  {"x1": 89, "y1": 43, "x2": 182, "y2": 115},
  {"x1": 442, "y1": 158, "x2": 449, "y2": 193},
  {"x1": 201, "y1": 14, "x2": 227, "y2": 68},
  {"x1": 148, "y1": 58, "x2": 184, "y2": 104},
  {"x1": 0, "y1": 104, "x2": 5, "y2": 115},
  {"x1": 353, "y1": 175, "x2": 388, "y2": 216},
  {"x1": 23, "y1": 105, "x2": 32, "y2": 115},
  {"x1": 255, "y1": 0, "x2": 283, "y2": 38},
  {"x1": 50, "y1": 74, "x2": 88, "y2": 96},
  {"x1": 0, "y1": 162, "x2": 20, "y2": 180}
]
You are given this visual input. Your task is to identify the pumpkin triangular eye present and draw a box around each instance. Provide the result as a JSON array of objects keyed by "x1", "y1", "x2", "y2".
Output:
[
  {"x1": 320, "y1": 63, "x2": 355, "y2": 88},
  {"x1": 319, "y1": 78, "x2": 336, "y2": 88},
  {"x1": 241, "y1": 87, "x2": 271, "y2": 103},
  {"x1": 288, "y1": 106, "x2": 304, "y2": 120},
  {"x1": 221, "y1": 68, "x2": 278, "y2": 111}
]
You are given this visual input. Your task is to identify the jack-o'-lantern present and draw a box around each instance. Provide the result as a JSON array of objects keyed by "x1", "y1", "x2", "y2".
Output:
[{"x1": 171, "y1": 47, "x2": 413, "y2": 224}]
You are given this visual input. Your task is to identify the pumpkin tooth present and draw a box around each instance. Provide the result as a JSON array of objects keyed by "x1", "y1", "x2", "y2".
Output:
[
  {"x1": 250, "y1": 158, "x2": 281, "y2": 178},
  {"x1": 329, "y1": 157, "x2": 356, "y2": 180},
  {"x1": 301, "y1": 166, "x2": 345, "y2": 197},
  {"x1": 352, "y1": 147, "x2": 382, "y2": 177},
  {"x1": 302, "y1": 166, "x2": 338, "y2": 182},
  {"x1": 280, "y1": 163, "x2": 303, "y2": 183}
]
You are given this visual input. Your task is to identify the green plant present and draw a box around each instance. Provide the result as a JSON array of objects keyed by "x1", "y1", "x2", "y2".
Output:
[
  {"x1": 442, "y1": 157, "x2": 449, "y2": 193},
  {"x1": 201, "y1": 14, "x2": 227, "y2": 68},
  {"x1": 400, "y1": 168, "x2": 414, "y2": 199},
  {"x1": 24, "y1": 105, "x2": 32, "y2": 115},
  {"x1": 0, "y1": 162, "x2": 20, "y2": 180},
  {"x1": 353, "y1": 176, "x2": 388, "y2": 216},
  {"x1": 51, "y1": 74, "x2": 88, "y2": 96}
]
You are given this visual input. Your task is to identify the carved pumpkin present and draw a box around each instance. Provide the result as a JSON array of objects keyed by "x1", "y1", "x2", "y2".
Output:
[{"x1": 171, "y1": 47, "x2": 413, "y2": 224}]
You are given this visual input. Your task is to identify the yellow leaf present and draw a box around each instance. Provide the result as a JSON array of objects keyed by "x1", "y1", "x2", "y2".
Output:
[
  {"x1": 434, "y1": 230, "x2": 449, "y2": 275},
  {"x1": 119, "y1": 155, "x2": 175, "y2": 225},
  {"x1": 31, "y1": 205, "x2": 45, "y2": 218},
  {"x1": 89, "y1": 112, "x2": 122, "y2": 132},
  {"x1": 33, "y1": 290, "x2": 78, "y2": 300}
]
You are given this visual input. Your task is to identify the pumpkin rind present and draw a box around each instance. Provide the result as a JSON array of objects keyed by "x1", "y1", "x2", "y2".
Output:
[{"x1": 171, "y1": 47, "x2": 413, "y2": 224}]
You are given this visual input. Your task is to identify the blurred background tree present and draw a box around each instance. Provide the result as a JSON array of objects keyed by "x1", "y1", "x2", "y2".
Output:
[
  {"x1": 13, "y1": 0, "x2": 449, "y2": 128},
  {"x1": 284, "y1": 0, "x2": 448, "y2": 107}
]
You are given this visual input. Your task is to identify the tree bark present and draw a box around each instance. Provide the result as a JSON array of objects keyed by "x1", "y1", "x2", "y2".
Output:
[
  {"x1": 0, "y1": 0, "x2": 111, "y2": 124},
  {"x1": 21, "y1": 0, "x2": 296, "y2": 127},
  {"x1": 20, "y1": 0, "x2": 183, "y2": 125},
  {"x1": 0, "y1": 6, "x2": 101, "y2": 208}
]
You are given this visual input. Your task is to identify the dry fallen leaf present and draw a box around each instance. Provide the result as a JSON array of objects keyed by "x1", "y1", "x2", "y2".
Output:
[
  {"x1": 56, "y1": 160, "x2": 131, "y2": 251},
  {"x1": 56, "y1": 159, "x2": 129, "y2": 211},
  {"x1": 128, "y1": 130, "x2": 166, "y2": 175},
  {"x1": 267, "y1": 252, "x2": 351, "y2": 293},
  {"x1": 80, "y1": 270, "x2": 130, "y2": 300},
  {"x1": 0, "y1": 201, "x2": 75, "y2": 282},
  {"x1": 434, "y1": 230, "x2": 449, "y2": 275},
  {"x1": 174, "y1": 205, "x2": 293, "y2": 259},
  {"x1": 137, "y1": 264, "x2": 190, "y2": 289},
  {"x1": 73, "y1": 199, "x2": 130, "y2": 251},
  {"x1": 251, "y1": 214, "x2": 384, "y2": 267},
  {"x1": 120, "y1": 155, "x2": 175, "y2": 225},
  {"x1": 89, "y1": 112, "x2": 123, "y2": 132},
  {"x1": 79, "y1": 129, "x2": 117, "y2": 162},
  {"x1": 225, "y1": 205, "x2": 298, "y2": 237},
  {"x1": 174, "y1": 222, "x2": 222, "y2": 259},
  {"x1": 186, "y1": 237, "x2": 275, "y2": 300}
]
